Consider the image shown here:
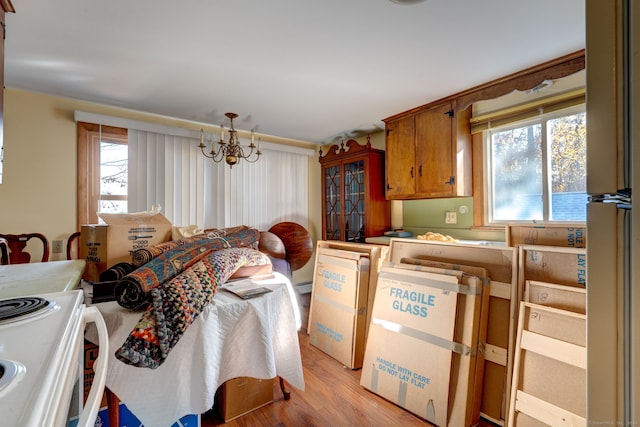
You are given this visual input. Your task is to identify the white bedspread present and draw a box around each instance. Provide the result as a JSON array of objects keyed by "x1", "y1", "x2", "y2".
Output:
[{"x1": 85, "y1": 272, "x2": 305, "y2": 427}]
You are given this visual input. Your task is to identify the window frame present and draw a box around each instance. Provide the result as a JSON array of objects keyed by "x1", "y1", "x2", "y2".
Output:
[
  {"x1": 482, "y1": 103, "x2": 587, "y2": 225},
  {"x1": 76, "y1": 122, "x2": 127, "y2": 228}
]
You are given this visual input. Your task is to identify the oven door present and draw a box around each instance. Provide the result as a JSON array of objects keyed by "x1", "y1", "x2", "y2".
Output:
[
  {"x1": 0, "y1": 291, "x2": 108, "y2": 427},
  {"x1": 61, "y1": 306, "x2": 109, "y2": 427}
]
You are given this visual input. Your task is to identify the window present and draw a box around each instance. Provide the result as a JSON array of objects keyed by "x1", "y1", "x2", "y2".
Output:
[
  {"x1": 77, "y1": 122, "x2": 128, "y2": 227},
  {"x1": 485, "y1": 105, "x2": 587, "y2": 223},
  {"x1": 77, "y1": 116, "x2": 313, "y2": 230},
  {"x1": 99, "y1": 139, "x2": 128, "y2": 213}
]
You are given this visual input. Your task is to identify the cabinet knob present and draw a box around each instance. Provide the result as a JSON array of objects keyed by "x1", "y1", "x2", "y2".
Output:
[
  {"x1": 419, "y1": 165, "x2": 423, "y2": 177},
  {"x1": 410, "y1": 166, "x2": 414, "y2": 179}
]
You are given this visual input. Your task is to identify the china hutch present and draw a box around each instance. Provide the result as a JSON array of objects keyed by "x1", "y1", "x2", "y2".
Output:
[{"x1": 319, "y1": 138, "x2": 390, "y2": 242}]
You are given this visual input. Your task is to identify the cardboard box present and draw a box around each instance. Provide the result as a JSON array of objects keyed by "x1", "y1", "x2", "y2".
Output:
[
  {"x1": 315, "y1": 240, "x2": 388, "y2": 339},
  {"x1": 518, "y1": 245, "x2": 587, "y2": 300},
  {"x1": 360, "y1": 264, "x2": 488, "y2": 426},
  {"x1": 506, "y1": 224, "x2": 586, "y2": 248},
  {"x1": 308, "y1": 247, "x2": 370, "y2": 368},
  {"x1": 216, "y1": 377, "x2": 274, "y2": 422},
  {"x1": 68, "y1": 404, "x2": 200, "y2": 427},
  {"x1": 392, "y1": 259, "x2": 491, "y2": 425},
  {"x1": 80, "y1": 213, "x2": 172, "y2": 281},
  {"x1": 387, "y1": 238, "x2": 518, "y2": 425},
  {"x1": 83, "y1": 340, "x2": 107, "y2": 406}
]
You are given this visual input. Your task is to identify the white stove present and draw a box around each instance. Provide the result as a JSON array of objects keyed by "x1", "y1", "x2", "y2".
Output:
[{"x1": 0, "y1": 290, "x2": 108, "y2": 427}]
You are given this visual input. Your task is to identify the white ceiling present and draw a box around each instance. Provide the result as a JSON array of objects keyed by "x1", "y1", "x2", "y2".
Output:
[{"x1": 3, "y1": 0, "x2": 585, "y2": 145}]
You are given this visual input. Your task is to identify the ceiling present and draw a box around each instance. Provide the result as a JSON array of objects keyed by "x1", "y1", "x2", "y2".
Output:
[{"x1": 3, "y1": 0, "x2": 585, "y2": 145}]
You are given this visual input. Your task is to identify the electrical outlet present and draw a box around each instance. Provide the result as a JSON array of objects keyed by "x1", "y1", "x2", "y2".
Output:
[
  {"x1": 52, "y1": 240, "x2": 63, "y2": 253},
  {"x1": 445, "y1": 211, "x2": 457, "y2": 224}
]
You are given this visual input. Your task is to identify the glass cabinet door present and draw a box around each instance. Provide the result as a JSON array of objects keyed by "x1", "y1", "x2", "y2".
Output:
[
  {"x1": 319, "y1": 138, "x2": 390, "y2": 242},
  {"x1": 343, "y1": 159, "x2": 365, "y2": 242},
  {"x1": 323, "y1": 164, "x2": 342, "y2": 240}
]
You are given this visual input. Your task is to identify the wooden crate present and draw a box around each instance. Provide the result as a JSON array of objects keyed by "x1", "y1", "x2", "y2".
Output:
[
  {"x1": 523, "y1": 280, "x2": 586, "y2": 314},
  {"x1": 508, "y1": 303, "x2": 586, "y2": 425}
]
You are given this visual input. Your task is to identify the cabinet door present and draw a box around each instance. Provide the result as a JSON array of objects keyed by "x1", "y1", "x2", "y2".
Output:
[
  {"x1": 415, "y1": 102, "x2": 455, "y2": 196},
  {"x1": 343, "y1": 159, "x2": 365, "y2": 242},
  {"x1": 322, "y1": 164, "x2": 342, "y2": 240},
  {"x1": 385, "y1": 115, "x2": 416, "y2": 198}
]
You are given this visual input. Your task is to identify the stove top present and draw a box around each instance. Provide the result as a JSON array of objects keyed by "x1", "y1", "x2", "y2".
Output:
[
  {"x1": 0, "y1": 296, "x2": 58, "y2": 325},
  {"x1": 0, "y1": 291, "x2": 85, "y2": 425}
]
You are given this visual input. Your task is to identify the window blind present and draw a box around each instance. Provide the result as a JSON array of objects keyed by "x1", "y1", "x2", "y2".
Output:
[{"x1": 470, "y1": 88, "x2": 585, "y2": 134}]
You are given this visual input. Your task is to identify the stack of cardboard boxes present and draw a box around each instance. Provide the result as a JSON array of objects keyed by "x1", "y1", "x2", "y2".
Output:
[
  {"x1": 307, "y1": 241, "x2": 387, "y2": 369},
  {"x1": 304, "y1": 226, "x2": 586, "y2": 426}
]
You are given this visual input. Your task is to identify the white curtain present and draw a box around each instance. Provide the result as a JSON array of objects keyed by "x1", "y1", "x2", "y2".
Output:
[
  {"x1": 228, "y1": 149, "x2": 309, "y2": 230},
  {"x1": 128, "y1": 129, "x2": 309, "y2": 230}
]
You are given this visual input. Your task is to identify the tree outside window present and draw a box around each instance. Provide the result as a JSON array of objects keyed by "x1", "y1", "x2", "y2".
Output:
[{"x1": 487, "y1": 107, "x2": 586, "y2": 223}]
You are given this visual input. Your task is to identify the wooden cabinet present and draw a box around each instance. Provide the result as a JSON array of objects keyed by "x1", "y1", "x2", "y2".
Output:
[
  {"x1": 319, "y1": 138, "x2": 390, "y2": 242},
  {"x1": 0, "y1": 1, "x2": 15, "y2": 182},
  {"x1": 384, "y1": 100, "x2": 472, "y2": 199}
]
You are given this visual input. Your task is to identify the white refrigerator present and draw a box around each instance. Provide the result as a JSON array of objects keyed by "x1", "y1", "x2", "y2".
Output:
[{"x1": 586, "y1": 0, "x2": 640, "y2": 423}]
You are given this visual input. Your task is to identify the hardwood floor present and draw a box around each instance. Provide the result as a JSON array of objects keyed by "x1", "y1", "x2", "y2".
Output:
[
  {"x1": 201, "y1": 330, "x2": 435, "y2": 427},
  {"x1": 201, "y1": 291, "x2": 500, "y2": 427}
]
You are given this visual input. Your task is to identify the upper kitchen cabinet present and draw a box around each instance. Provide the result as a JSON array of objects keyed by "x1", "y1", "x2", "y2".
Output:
[
  {"x1": 0, "y1": 1, "x2": 15, "y2": 185},
  {"x1": 319, "y1": 138, "x2": 390, "y2": 242},
  {"x1": 384, "y1": 100, "x2": 472, "y2": 200}
]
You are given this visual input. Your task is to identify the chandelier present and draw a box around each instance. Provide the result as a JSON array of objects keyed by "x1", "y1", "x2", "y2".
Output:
[{"x1": 199, "y1": 112, "x2": 262, "y2": 168}]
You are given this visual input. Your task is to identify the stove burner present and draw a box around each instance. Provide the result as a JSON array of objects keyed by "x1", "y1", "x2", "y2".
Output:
[
  {"x1": 0, "y1": 297, "x2": 50, "y2": 322},
  {"x1": 0, "y1": 359, "x2": 26, "y2": 397}
]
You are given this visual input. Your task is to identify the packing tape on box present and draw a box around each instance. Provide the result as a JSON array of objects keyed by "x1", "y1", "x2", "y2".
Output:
[
  {"x1": 372, "y1": 317, "x2": 476, "y2": 356},
  {"x1": 313, "y1": 293, "x2": 366, "y2": 316},
  {"x1": 379, "y1": 270, "x2": 482, "y2": 296},
  {"x1": 318, "y1": 254, "x2": 370, "y2": 271}
]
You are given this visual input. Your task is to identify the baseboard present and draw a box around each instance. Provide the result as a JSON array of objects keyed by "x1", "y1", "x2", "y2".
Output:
[{"x1": 294, "y1": 281, "x2": 312, "y2": 294}]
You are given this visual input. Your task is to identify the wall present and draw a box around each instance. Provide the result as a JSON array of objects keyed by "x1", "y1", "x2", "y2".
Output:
[
  {"x1": 0, "y1": 89, "x2": 320, "y2": 283},
  {"x1": 402, "y1": 197, "x2": 505, "y2": 241}
]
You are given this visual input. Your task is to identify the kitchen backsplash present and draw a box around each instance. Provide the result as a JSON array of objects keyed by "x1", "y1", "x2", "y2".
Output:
[{"x1": 401, "y1": 197, "x2": 505, "y2": 242}]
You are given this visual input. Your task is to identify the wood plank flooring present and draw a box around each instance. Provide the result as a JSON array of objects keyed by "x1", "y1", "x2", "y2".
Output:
[
  {"x1": 201, "y1": 291, "x2": 499, "y2": 427},
  {"x1": 201, "y1": 330, "x2": 435, "y2": 427}
]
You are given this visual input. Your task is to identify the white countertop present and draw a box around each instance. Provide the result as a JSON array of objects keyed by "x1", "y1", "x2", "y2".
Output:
[
  {"x1": 0, "y1": 260, "x2": 85, "y2": 298},
  {"x1": 365, "y1": 236, "x2": 505, "y2": 247}
]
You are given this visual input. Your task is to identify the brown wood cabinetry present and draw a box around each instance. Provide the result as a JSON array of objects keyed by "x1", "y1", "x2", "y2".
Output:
[
  {"x1": 319, "y1": 138, "x2": 390, "y2": 242},
  {"x1": 0, "y1": 1, "x2": 15, "y2": 174},
  {"x1": 384, "y1": 100, "x2": 472, "y2": 200}
]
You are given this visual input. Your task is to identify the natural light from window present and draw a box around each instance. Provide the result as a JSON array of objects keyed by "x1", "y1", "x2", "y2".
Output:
[
  {"x1": 100, "y1": 140, "x2": 128, "y2": 213},
  {"x1": 486, "y1": 106, "x2": 587, "y2": 223}
]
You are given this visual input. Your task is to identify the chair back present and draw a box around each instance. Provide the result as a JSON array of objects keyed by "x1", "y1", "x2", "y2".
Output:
[
  {"x1": 0, "y1": 237, "x2": 8, "y2": 265},
  {"x1": 0, "y1": 233, "x2": 50, "y2": 264},
  {"x1": 67, "y1": 231, "x2": 81, "y2": 260}
]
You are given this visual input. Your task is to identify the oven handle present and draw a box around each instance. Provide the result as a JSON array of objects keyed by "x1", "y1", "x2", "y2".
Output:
[{"x1": 76, "y1": 306, "x2": 109, "y2": 427}]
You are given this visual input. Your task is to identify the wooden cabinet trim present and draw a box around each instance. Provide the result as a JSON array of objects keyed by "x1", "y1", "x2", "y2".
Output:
[
  {"x1": 0, "y1": 1, "x2": 15, "y2": 14},
  {"x1": 383, "y1": 50, "x2": 585, "y2": 123}
]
